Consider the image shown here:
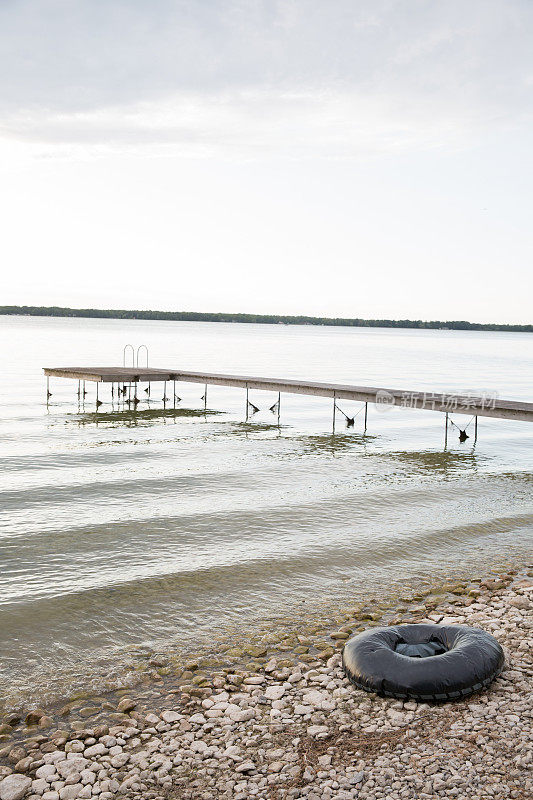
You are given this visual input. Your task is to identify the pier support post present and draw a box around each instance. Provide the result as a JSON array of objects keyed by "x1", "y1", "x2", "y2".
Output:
[
  {"x1": 269, "y1": 393, "x2": 281, "y2": 418},
  {"x1": 332, "y1": 391, "x2": 336, "y2": 433},
  {"x1": 445, "y1": 412, "x2": 448, "y2": 448},
  {"x1": 475, "y1": 416, "x2": 478, "y2": 442},
  {"x1": 364, "y1": 401, "x2": 368, "y2": 431}
]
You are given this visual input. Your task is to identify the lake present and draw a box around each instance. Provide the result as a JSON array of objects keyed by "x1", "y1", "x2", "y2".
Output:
[{"x1": 0, "y1": 315, "x2": 532, "y2": 710}]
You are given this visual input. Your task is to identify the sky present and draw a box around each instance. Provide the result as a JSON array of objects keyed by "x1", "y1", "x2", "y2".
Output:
[{"x1": 1, "y1": 0, "x2": 532, "y2": 323}]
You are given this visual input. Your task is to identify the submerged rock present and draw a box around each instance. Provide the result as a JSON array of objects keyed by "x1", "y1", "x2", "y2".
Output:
[
  {"x1": 116, "y1": 697, "x2": 136, "y2": 713},
  {"x1": 24, "y1": 709, "x2": 45, "y2": 726}
]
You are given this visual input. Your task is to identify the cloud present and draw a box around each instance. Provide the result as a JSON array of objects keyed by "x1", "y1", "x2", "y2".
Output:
[
  {"x1": 0, "y1": 88, "x2": 484, "y2": 160},
  {"x1": 1, "y1": 0, "x2": 532, "y2": 158}
]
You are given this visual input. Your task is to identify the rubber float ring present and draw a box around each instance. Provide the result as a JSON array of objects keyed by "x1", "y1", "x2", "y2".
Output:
[{"x1": 342, "y1": 624, "x2": 504, "y2": 702}]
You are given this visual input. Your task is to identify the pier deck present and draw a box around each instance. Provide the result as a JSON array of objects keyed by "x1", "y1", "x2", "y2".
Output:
[{"x1": 43, "y1": 367, "x2": 533, "y2": 422}]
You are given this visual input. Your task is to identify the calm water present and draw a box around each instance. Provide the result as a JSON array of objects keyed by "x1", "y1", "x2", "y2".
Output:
[{"x1": 0, "y1": 315, "x2": 532, "y2": 710}]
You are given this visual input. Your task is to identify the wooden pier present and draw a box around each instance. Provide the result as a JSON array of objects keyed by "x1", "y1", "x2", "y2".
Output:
[{"x1": 43, "y1": 366, "x2": 533, "y2": 423}]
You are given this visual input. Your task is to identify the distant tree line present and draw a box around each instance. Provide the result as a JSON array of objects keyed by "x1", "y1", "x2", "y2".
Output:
[{"x1": 1, "y1": 305, "x2": 531, "y2": 332}]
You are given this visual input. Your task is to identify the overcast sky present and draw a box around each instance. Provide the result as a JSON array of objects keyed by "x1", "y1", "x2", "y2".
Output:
[{"x1": 1, "y1": 0, "x2": 532, "y2": 323}]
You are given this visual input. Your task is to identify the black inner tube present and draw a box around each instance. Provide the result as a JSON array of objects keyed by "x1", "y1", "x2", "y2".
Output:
[{"x1": 342, "y1": 623, "x2": 504, "y2": 701}]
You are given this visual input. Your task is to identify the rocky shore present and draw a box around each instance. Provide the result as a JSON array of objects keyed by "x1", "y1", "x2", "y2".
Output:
[{"x1": 0, "y1": 572, "x2": 531, "y2": 800}]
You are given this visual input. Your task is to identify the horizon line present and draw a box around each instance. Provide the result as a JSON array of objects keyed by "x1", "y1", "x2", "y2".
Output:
[{"x1": 1, "y1": 305, "x2": 531, "y2": 333}]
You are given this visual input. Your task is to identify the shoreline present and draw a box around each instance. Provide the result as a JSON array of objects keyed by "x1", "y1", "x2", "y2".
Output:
[
  {"x1": 1, "y1": 566, "x2": 531, "y2": 799},
  {"x1": 2, "y1": 306, "x2": 532, "y2": 333},
  {"x1": 0, "y1": 558, "x2": 525, "y2": 715}
]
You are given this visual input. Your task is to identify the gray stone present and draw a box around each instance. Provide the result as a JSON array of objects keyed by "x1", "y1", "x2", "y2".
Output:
[
  {"x1": 35, "y1": 766, "x2": 57, "y2": 781},
  {"x1": 264, "y1": 686, "x2": 285, "y2": 701},
  {"x1": 235, "y1": 761, "x2": 255, "y2": 773},
  {"x1": 161, "y1": 711, "x2": 181, "y2": 724},
  {"x1": 58, "y1": 786, "x2": 83, "y2": 800},
  {"x1": 0, "y1": 774, "x2": 33, "y2": 800},
  {"x1": 56, "y1": 760, "x2": 87, "y2": 779},
  {"x1": 306, "y1": 725, "x2": 329, "y2": 737},
  {"x1": 83, "y1": 744, "x2": 106, "y2": 759},
  {"x1": 188, "y1": 714, "x2": 207, "y2": 725}
]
